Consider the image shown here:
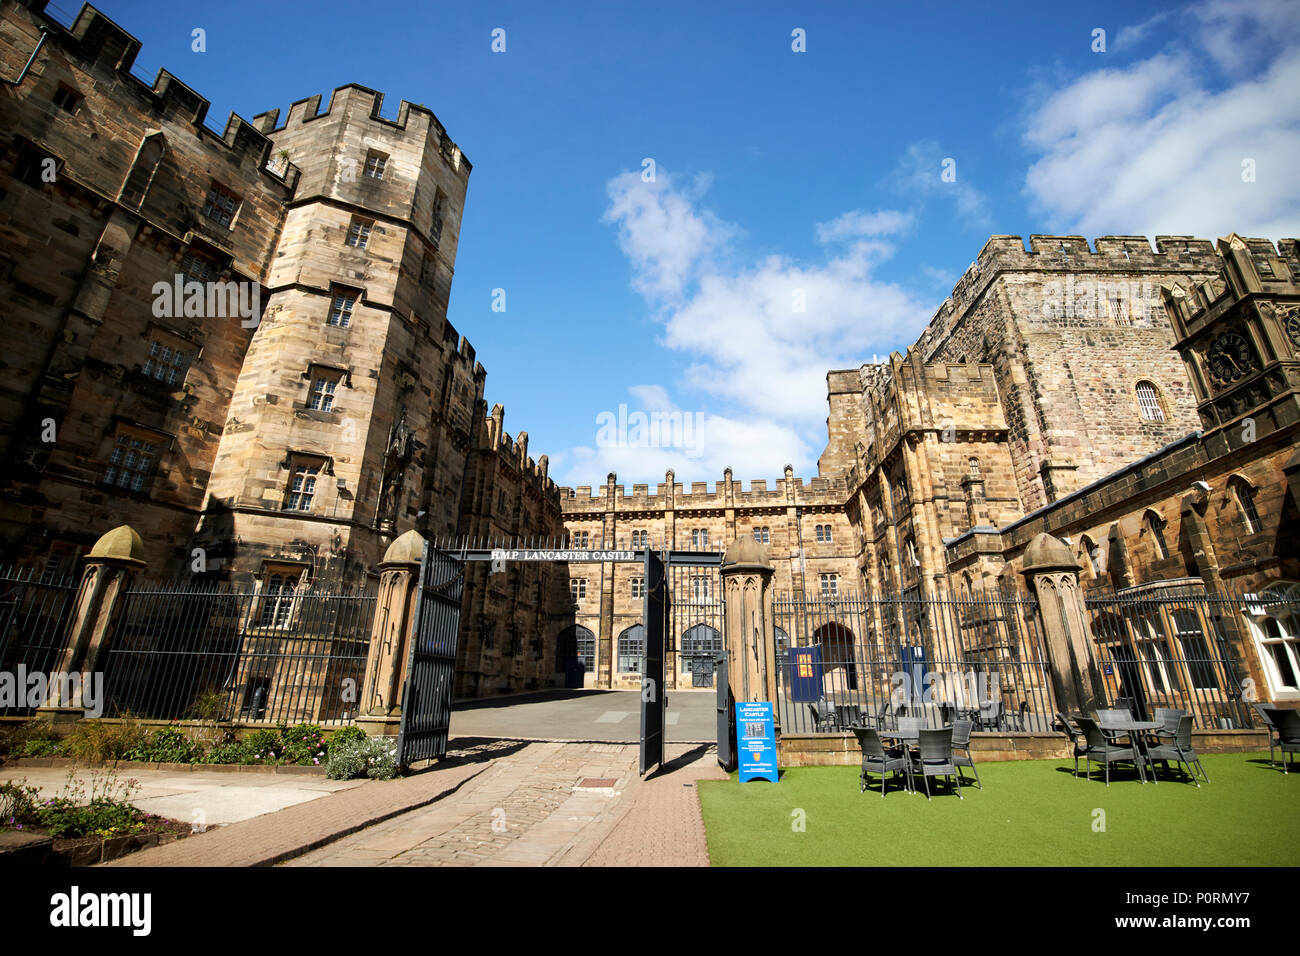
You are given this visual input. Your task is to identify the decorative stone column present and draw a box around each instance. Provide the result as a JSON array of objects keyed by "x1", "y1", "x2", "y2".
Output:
[
  {"x1": 38, "y1": 525, "x2": 146, "y2": 728},
  {"x1": 356, "y1": 530, "x2": 424, "y2": 737},
  {"x1": 721, "y1": 537, "x2": 778, "y2": 726},
  {"x1": 1020, "y1": 532, "x2": 1104, "y2": 715}
]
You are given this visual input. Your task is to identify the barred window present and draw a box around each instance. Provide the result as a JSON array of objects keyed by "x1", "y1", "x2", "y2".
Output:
[
  {"x1": 328, "y1": 291, "x2": 356, "y2": 327},
  {"x1": 691, "y1": 528, "x2": 709, "y2": 548},
  {"x1": 142, "y1": 339, "x2": 192, "y2": 385},
  {"x1": 1136, "y1": 381, "x2": 1165, "y2": 421},
  {"x1": 364, "y1": 150, "x2": 387, "y2": 180},
  {"x1": 284, "y1": 459, "x2": 321, "y2": 512},
  {"x1": 201, "y1": 184, "x2": 240, "y2": 228},
  {"x1": 570, "y1": 578, "x2": 586, "y2": 602},
  {"x1": 308, "y1": 375, "x2": 339, "y2": 411},
  {"x1": 820, "y1": 573, "x2": 838, "y2": 598},
  {"x1": 814, "y1": 524, "x2": 832, "y2": 543},
  {"x1": 258, "y1": 573, "x2": 299, "y2": 628},
  {"x1": 52, "y1": 84, "x2": 82, "y2": 113},
  {"x1": 618, "y1": 624, "x2": 645, "y2": 673},
  {"x1": 753, "y1": 526, "x2": 770, "y2": 544},
  {"x1": 182, "y1": 252, "x2": 217, "y2": 282},
  {"x1": 571, "y1": 531, "x2": 589, "y2": 549},
  {"x1": 1231, "y1": 477, "x2": 1260, "y2": 534},
  {"x1": 968, "y1": 457, "x2": 981, "y2": 478},
  {"x1": 345, "y1": 217, "x2": 373, "y2": 249},
  {"x1": 630, "y1": 576, "x2": 644, "y2": 599},
  {"x1": 691, "y1": 576, "x2": 712, "y2": 602},
  {"x1": 104, "y1": 428, "x2": 160, "y2": 492}
]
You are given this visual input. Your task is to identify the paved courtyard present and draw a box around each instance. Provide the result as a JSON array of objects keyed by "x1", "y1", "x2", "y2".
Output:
[
  {"x1": 285, "y1": 740, "x2": 725, "y2": 867},
  {"x1": 449, "y1": 688, "x2": 715, "y2": 742}
]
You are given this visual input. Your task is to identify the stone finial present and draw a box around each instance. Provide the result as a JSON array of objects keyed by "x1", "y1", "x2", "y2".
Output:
[
  {"x1": 1020, "y1": 532, "x2": 1079, "y2": 574},
  {"x1": 381, "y1": 529, "x2": 425, "y2": 565},
  {"x1": 87, "y1": 525, "x2": 146, "y2": 566},
  {"x1": 721, "y1": 535, "x2": 772, "y2": 571}
]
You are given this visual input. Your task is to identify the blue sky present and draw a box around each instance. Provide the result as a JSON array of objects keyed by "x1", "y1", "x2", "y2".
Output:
[{"x1": 63, "y1": 0, "x2": 1300, "y2": 486}]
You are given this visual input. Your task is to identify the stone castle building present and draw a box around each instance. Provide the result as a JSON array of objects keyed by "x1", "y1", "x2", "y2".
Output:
[
  {"x1": 2, "y1": 1, "x2": 1296, "y2": 708},
  {"x1": 0, "y1": 0, "x2": 567, "y2": 697}
]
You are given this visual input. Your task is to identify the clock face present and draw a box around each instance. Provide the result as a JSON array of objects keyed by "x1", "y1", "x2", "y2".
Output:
[
  {"x1": 1206, "y1": 331, "x2": 1255, "y2": 386},
  {"x1": 1285, "y1": 308, "x2": 1300, "y2": 349}
]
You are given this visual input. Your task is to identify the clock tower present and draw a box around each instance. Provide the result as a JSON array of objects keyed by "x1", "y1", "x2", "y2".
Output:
[{"x1": 1163, "y1": 234, "x2": 1300, "y2": 458}]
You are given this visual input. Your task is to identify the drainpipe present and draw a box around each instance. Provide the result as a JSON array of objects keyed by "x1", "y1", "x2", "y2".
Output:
[{"x1": 6, "y1": 27, "x2": 52, "y2": 87}]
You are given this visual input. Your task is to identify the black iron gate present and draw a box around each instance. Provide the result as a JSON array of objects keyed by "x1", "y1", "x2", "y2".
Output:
[
  {"x1": 716, "y1": 652, "x2": 735, "y2": 771},
  {"x1": 639, "y1": 548, "x2": 667, "y2": 776},
  {"x1": 396, "y1": 543, "x2": 464, "y2": 768}
]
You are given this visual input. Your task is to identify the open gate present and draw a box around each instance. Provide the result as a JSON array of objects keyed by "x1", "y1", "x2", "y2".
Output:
[
  {"x1": 639, "y1": 548, "x2": 668, "y2": 776},
  {"x1": 395, "y1": 542, "x2": 463, "y2": 769}
]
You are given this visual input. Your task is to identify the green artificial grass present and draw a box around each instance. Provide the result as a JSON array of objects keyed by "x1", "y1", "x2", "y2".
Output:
[{"x1": 698, "y1": 752, "x2": 1298, "y2": 866}]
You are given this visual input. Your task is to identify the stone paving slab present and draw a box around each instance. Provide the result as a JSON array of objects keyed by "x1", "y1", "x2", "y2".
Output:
[
  {"x1": 287, "y1": 741, "x2": 639, "y2": 867},
  {"x1": 104, "y1": 740, "x2": 522, "y2": 867},
  {"x1": 4, "y1": 767, "x2": 365, "y2": 826}
]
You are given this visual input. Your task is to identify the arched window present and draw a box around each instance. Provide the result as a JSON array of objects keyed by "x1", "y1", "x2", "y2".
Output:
[
  {"x1": 119, "y1": 134, "x2": 165, "y2": 210},
  {"x1": 1246, "y1": 584, "x2": 1300, "y2": 698},
  {"x1": 1230, "y1": 476, "x2": 1261, "y2": 534},
  {"x1": 968, "y1": 457, "x2": 981, "y2": 478},
  {"x1": 1143, "y1": 511, "x2": 1169, "y2": 560},
  {"x1": 1135, "y1": 381, "x2": 1165, "y2": 422},
  {"x1": 617, "y1": 624, "x2": 645, "y2": 673},
  {"x1": 259, "y1": 573, "x2": 298, "y2": 628}
]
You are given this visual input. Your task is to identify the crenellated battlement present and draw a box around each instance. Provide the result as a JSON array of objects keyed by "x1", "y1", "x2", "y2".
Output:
[
  {"x1": 29, "y1": 2, "x2": 284, "y2": 174},
  {"x1": 558, "y1": 469, "x2": 850, "y2": 514},
  {"x1": 251, "y1": 84, "x2": 470, "y2": 177}
]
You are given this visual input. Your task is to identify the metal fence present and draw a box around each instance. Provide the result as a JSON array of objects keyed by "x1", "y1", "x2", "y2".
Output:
[
  {"x1": 0, "y1": 566, "x2": 77, "y2": 716},
  {"x1": 1085, "y1": 584, "x2": 1264, "y2": 730},
  {"x1": 775, "y1": 589, "x2": 1056, "y2": 734},
  {"x1": 102, "y1": 581, "x2": 376, "y2": 726},
  {"x1": 668, "y1": 561, "x2": 724, "y2": 689}
]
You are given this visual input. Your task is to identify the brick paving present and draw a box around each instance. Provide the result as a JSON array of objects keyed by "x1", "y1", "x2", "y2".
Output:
[
  {"x1": 287, "y1": 740, "x2": 640, "y2": 866},
  {"x1": 101, "y1": 738, "x2": 725, "y2": 867},
  {"x1": 580, "y1": 743, "x2": 725, "y2": 867},
  {"x1": 104, "y1": 739, "x2": 519, "y2": 867}
]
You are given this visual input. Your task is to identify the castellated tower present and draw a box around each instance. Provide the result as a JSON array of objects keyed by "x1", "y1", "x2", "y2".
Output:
[{"x1": 198, "y1": 85, "x2": 479, "y2": 584}]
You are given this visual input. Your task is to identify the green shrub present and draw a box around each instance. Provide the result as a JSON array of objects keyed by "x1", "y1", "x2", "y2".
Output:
[
  {"x1": 126, "y1": 725, "x2": 204, "y2": 764},
  {"x1": 190, "y1": 688, "x2": 228, "y2": 722},
  {"x1": 20, "y1": 738, "x2": 63, "y2": 757},
  {"x1": 281, "y1": 724, "x2": 328, "y2": 765},
  {"x1": 0, "y1": 779, "x2": 40, "y2": 826},
  {"x1": 241, "y1": 728, "x2": 285, "y2": 764},
  {"x1": 202, "y1": 740, "x2": 246, "y2": 764},
  {"x1": 326, "y1": 737, "x2": 399, "y2": 781},
  {"x1": 329, "y1": 726, "x2": 366, "y2": 747}
]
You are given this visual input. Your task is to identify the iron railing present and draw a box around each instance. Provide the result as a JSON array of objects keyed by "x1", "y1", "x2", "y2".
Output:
[
  {"x1": 102, "y1": 581, "x2": 376, "y2": 726},
  {"x1": 0, "y1": 565, "x2": 78, "y2": 716},
  {"x1": 667, "y1": 562, "x2": 723, "y2": 688},
  {"x1": 1085, "y1": 582, "x2": 1276, "y2": 730},
  {"x1": 775, "y1": 589, "x2": 1056, "y2": 734}
]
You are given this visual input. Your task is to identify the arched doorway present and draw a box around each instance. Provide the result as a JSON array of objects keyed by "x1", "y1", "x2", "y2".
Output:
[
  {"x1": 814, "y1": 622, "x2": 859, "y2": 694},
  {"x1": 680, "y1": 623, "x2": 722, "y2": 687},
  {"x1": 555, "y1": 624, "x2": 595, "y2": 688}
]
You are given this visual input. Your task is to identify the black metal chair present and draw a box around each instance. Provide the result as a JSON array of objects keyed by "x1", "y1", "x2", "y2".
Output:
[
  {"x1": 977, "y1": 699, "x2": 1002, "y2": 731},
  {"x1": 1265, "y1": 707, "x2": 1300, "y2": 774},
  {"x1": 836, "y1": 704, "x2": 863, "y2": 730},
  {"x1": 1154, "y1": 707, "x2": 1187, "y2": 738},
  {"x1": 852, "y1": 727, "x2": 911, "y2": 797},
  {"x1": 950, "y1": 718, "x2": 980, "y2": 789},
  {"x1": 1146, "y1": 715, "x2": 1208, "y2": 786},
  {"x1": 911, "y1": 727, "x2": 963, "y2": 800},
  {"x1": 809, "y1": 702, "x2": 839, "y2": 733},
  {"x1": 1056, "y1": 711, "x2": 1088, "y2": 777},
  {"x1": 1254, "y1": 703, "x2": 1283, "y2": 768},
  {"x1": 1075, "y1": 716, "x2": 1146, "y2": 786},
  {"x1": 866, "y1": 700, "x2": 894, "y2": 730}
]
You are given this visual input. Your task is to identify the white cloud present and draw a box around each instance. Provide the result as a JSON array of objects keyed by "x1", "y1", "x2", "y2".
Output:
[
  {"x1": 815, "y1": 209, "x2": 914, "y2": 244},
  {"x1": 567, "y1": 172, "x2": 930, "y2": 484},
  {"x1": 600, "y1": 170, "x2": 738, "y2": 302},
  {"x1": 1023, "y1": 0, "x2": 1300, "y2": 239}
]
